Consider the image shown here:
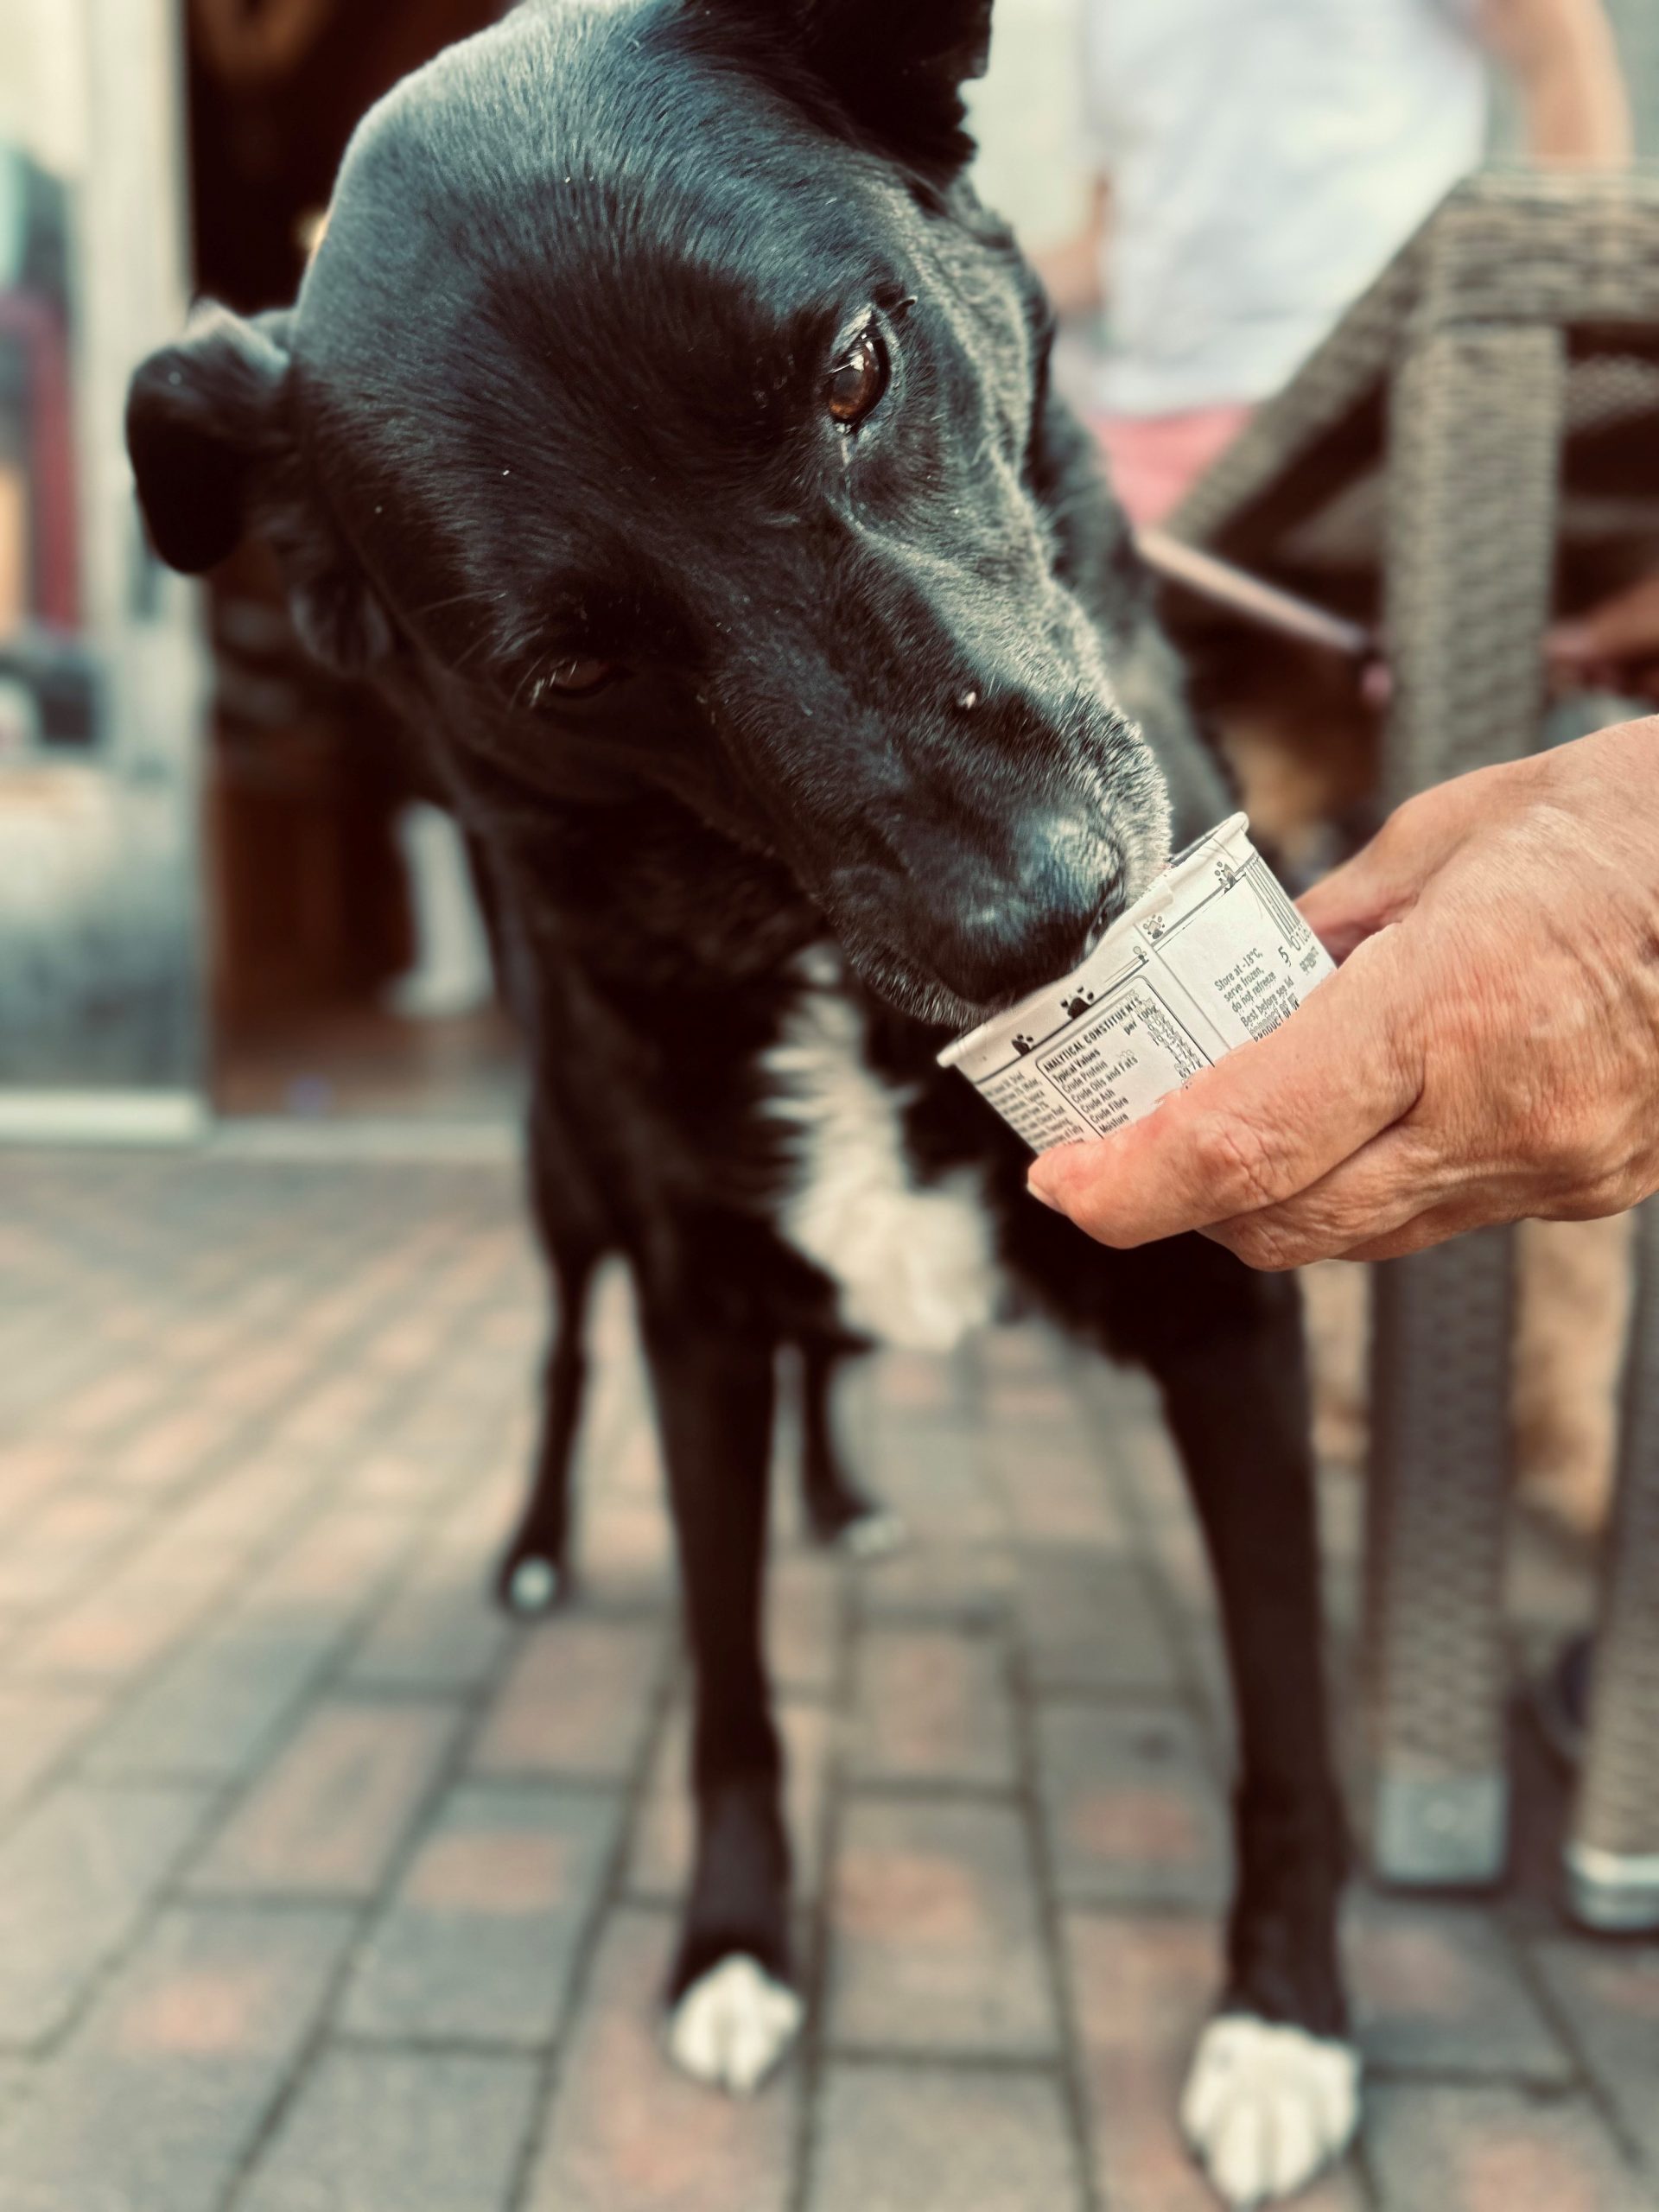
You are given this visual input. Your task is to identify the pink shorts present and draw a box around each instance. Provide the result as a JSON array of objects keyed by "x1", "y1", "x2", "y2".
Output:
[{"x1": 1091, "y1": 404, "x2": 1255, "y2": 526}]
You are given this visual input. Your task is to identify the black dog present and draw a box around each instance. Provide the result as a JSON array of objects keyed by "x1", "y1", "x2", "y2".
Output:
[{"x1": 128, "y1": 3, "x2": 1357, "y2": 2198}]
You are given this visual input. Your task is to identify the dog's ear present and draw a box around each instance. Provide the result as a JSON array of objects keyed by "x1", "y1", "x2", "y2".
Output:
[
  {"x1": 699, "y1": 0, "x2": 993, "y2": 176},
  {"x1": 127, "y1": 302, "x2": 391, "y2": 676}
]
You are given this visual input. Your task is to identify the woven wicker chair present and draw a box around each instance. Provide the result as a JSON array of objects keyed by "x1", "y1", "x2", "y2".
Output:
[{"x1": 1166, "y1": 170, "x2": 1659, "y2": 1928}]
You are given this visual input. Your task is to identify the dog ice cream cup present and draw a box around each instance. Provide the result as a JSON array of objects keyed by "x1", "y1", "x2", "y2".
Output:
[{"x1": 937, "y1": 813, "x2": 1333, "y2": 1151}]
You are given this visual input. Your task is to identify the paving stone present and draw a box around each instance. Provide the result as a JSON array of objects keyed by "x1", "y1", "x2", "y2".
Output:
[
  {"x1": 1065, "y1": 1913, "x2": 1367, "y2": 2212},
  {"x1": 0, "y1": 1904, "x2": 353, "y2": 2212},
  {"x1": 248, "y1": 1501, "x2": 420, "y2": 1613},
  {"x1": 1366, "y1": 2083, "x2": 1655, "y2": 2211},
  {"x1": 1530, "y1": 1940, "x2": 1659, "y2": 2173},
  {"x1": 0, "y1": 2056, "x2": 36, "y2": 2125},
  {"x1": 1036, "y1": 1701, "x2": 1229, "y2": 1910},
  {"x1": 471, "y1": 1618, "x2": 663, "y2": 1782},
  {"x1": 856, "y1": 1538, "x2": 1017, "y2": 1628},
  {"x1": 342, "y1": 1782, "x2": 620, "y2": 2046},
  {"x1": 239, "y1": 2046, "x2": 541, "y2": 2212},
  {"x1": 628, "y1": 1700, "x2": 832, "y2": 1904},
  {"x1": 848, "y1": 1627, "x2": 1016, "y2": 1789},
  {"x1": 275, "y1": 1371, "x2": 393, "y2": 1454},
  {"x1": 0, "y1": 1783, "x2": 211, "y2": 2046},
  {"x1": 0, "y1": 1491, "x2": 149, "y2": 1611},
  {"x1": 346, "y1": 1530, "x2": 514, "y2": 1693},
  {"x1": 11, "y1": 1548, "x2": 231, "y2": 1683},
  {"x1": 766, "y1": 1550, "x2": 843, "y2": 1698},
  {"x1": 48, "y1": 1363, "x2": 168, "y2": 1440},
  {"x1": 102, "y1": 1401, "x2": 245, "y2": 1493},
  {"x1": 522, "y1": 1909, "x2": 797, "y2": 2212},
  {"x1": 80, "y1": 1508, "x2": 408, "y2": 1783},
  {"x1": 979, "y1": 1370, "x2": 1128, "y2": 1552},
  {"x1": 806, "y1": 2063, "x2": 1086, "y2": 2212},
  {"x1": 189, "y1": 1700, "x2": 460, "y2": 1899},
  {"x1": 0, "y1": 1685, "x2": 107, "y2": 1816},
  {"x1": 854, "y1": 1354, "x2": 1003, "y2": 1542},
  {"x1": 580, "y1": 1493, "x2": 676, "y2": 1599},
  {"x1": 0, "y1": 1442, "x2": 76, "y2": 1523},
  {"x1": 88, "y1": 1621, "x2": 325, "y2": 1785},
  {"x1": 1016, "y1": 1548, "x2": 1182, "y2": 1696},
  {"x1": 862, "y1": 1422, "x2": 1005, "y2": 1545},
  {"x1": 828, "y1": 1799, "x2": 1058, "y2": 2056},
  {"x1": 992, "y1": 1440, "x2": 1127, "y2": 1549},
  {"x1": 1349, "y1": 1894, "x2": 1571, "y2": 2081},
  {"x1": 873, "y1": 1349, "x2": 968, "y2": 1415},
  {"x1": 156, "y1": 1452, "x2": 328, "y2": 1566}
]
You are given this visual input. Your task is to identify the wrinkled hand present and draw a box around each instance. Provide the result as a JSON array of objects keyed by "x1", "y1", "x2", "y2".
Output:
[{"x1": 1027, "y1": 717, "x2": 1659, "y2": 1267}]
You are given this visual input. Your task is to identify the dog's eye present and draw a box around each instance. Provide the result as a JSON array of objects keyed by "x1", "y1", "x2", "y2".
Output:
[
  {"x1": 826, "y1": 329, "x2": 889, "y2": 431},
  {"x1": 536, "y1": 657, "x2": 619, "y2": 702}
]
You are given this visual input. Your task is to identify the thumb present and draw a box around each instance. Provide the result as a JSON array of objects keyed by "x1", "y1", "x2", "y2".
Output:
[
  {"x1": 1299, "y1": 767, "x2": 1498, "y2": 957},
  {"x1": 1297, "y1": 838, "x2": 1404, "y2": 963},
  {"x1": 1027, "y1": 925, "x2": 1421, "y2": 1247}
]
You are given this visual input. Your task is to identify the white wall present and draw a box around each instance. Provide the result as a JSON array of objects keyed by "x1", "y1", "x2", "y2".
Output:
[{"x1": 0, "y1": 2, "x2": 89, "y2": 180}]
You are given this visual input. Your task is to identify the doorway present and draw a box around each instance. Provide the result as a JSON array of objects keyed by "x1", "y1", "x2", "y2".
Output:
[{"x1": 186, "y1": 0, "x2": 519, "y2": 1127}]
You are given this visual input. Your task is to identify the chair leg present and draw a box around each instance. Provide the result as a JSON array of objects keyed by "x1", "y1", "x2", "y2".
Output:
[
  {"x1": 1366, "y1": 1234, "x2": 1516, "y2": 1885},
  {"x1": 1363, "y1": 321, "x2": 1564, "y2": 1886},
  {"x1": 1566, "y1": 1194, "x2": 1659, "y2": 1931}
]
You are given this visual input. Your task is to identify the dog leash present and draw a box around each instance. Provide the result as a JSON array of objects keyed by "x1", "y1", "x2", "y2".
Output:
[{"x1": 1135, "y1": 525, "x2": 1378, "y2": 664}]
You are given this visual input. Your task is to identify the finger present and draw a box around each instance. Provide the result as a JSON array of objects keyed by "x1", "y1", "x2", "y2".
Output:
[
  {"x1": 1340, "y1": 1195, "x2": 1503, "y2": 1263},
  {"x1": 1296, "y1": 767, "x2": 1504, "y2": 956},
  {"x1": 1027, "y1": 929, "x2": 1421, "y2": 1248},
  {"x1": 1294, "y1": 840, "x2": 1405, "y2": 959},
  {"x1": 1195, "y1": 1123, "x2": 1453, "y2": 1270}
]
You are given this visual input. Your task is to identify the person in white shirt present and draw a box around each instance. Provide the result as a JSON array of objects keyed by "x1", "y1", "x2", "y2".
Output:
[{"x1": 1038, "y1": 0, "x2": 1631, "y2": 524}]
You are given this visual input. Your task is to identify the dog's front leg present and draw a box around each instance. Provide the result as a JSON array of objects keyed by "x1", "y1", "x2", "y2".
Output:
[
  {"x1": 1146, "y1": 1262, "x2": 1359, "y2": 2208},
  {"x1": 639, "y1": 1295, "x2": 801, "y2": 2095},
  {"x1": 796, "y1": 1338, "x2": 902, "y2": 1556}
]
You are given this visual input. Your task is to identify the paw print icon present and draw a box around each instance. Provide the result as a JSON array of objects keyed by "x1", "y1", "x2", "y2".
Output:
[
  {"x1": 1064, "y1": 992, "x2": 1096, "y2": 1021},
  {"x1": 1012, "y1": 1033, "x2": 1036, "y2": 1056}
]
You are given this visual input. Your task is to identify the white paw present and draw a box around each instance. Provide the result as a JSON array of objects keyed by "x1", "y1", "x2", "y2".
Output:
[
  {"x1": 841, "y1": 1510, "x2": 907, "y2": 1560},
  {"x1": 667, "y1": 1956, "x2": 803, "y2": 2096},
  {"x1": 1180, "y1": 2014, "x2": 1360, "y2": 2208},
  {"x1": 506, "y1": 1556, "x2": 561, "y2": 1615}
]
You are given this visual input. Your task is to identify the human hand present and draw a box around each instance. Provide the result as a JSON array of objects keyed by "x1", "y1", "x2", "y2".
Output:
[
  {"x1": 1027, "y1": 716, "x2": 1659, "y2": 1267},
  {"x1": 1548, "y1": 575, "x2": 1659, "y2": 701}
]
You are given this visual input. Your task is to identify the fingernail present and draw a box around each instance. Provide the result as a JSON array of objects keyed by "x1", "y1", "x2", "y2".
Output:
[
  {"x1": 1546, "y1": 622, "x2": 1588, "y2": 657},
  {"x1": 1027, "y1": 1174, "x2": 1061, "y2": 1212}
]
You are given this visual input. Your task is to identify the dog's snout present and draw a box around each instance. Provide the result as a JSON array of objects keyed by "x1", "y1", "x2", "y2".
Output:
[{"x1": 931, "y1": 862, "x2": 1121, "y2": 1012}]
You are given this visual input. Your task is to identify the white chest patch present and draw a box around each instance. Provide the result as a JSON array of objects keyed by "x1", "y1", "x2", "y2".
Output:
[{"x1": 766, "y1": 961, "x2": 1001, "y2": 1355}]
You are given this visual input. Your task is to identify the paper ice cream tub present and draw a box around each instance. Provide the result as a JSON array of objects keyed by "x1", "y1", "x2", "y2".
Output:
[{"x1": 938, "y1": 813, "x2": 1333, "y2": 1151}]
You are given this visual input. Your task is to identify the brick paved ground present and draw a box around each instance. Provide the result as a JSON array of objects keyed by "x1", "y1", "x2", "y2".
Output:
[{"x1": 0, "y1": 1146, "x2": 1655, "y2": 2212}]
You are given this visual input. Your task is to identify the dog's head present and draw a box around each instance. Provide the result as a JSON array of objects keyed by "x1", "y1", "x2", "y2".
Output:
[{"x1": 128, "y1": 0, "x2": 1168, "y2": 1023}]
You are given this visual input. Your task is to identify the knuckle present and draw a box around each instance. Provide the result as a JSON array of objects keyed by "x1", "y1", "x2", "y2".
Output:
[
  {"x1": 1224, "y1": 1211, "x2": 1317, "y2": 1273},
  {"x1": 1186, "y1": 1111, "x2": 1287, "y2": 1215},
  {"x1": 1531, "y1": 1096, "x2": 1613, "y2": 1186}
]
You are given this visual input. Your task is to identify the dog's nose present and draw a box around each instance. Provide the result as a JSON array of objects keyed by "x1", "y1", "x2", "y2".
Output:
[{"x1": 931, "y1": 877, "x2": 1119, "y2": 1011}]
